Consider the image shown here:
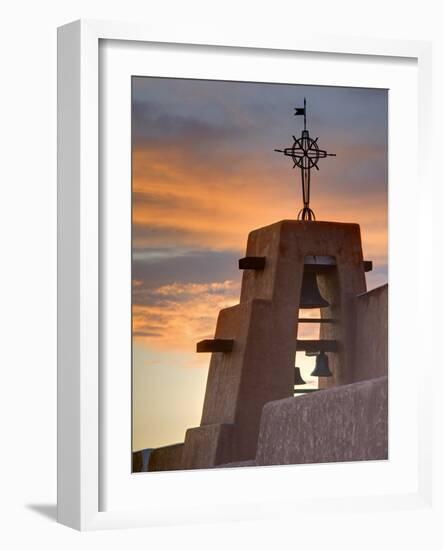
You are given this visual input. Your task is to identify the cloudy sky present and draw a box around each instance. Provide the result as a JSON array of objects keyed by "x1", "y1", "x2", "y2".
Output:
[{"x1": 132, "y1": 77, "x2": 388, "y2": 452}]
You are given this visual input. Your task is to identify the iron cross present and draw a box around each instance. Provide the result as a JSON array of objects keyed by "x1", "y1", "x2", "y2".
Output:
[{"x1": 274, "y1": 98, "x2": 336, "y2": 221}]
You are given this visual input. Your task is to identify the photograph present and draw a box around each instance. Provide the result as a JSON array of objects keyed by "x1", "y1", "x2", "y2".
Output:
[{"x1": 131, "y1": 77, "x2": 388, "y2": 473}]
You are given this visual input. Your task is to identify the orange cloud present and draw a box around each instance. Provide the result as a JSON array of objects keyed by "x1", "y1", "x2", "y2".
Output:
[
  {"x1": 133, "y1": 280, "x2": 240, "y2": 356},
  {"x1": 132, "y1": 145, "x2": 388, "y2": 265}
]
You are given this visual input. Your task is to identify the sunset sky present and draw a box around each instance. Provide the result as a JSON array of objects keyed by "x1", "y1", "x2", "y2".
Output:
[{"x1": 132, "y1": 77, "x2": 388, "y2": 452}]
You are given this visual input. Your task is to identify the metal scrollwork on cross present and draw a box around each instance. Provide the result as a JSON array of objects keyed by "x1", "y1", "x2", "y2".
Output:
[{"x1": 274, "y1": 98, "x2": 336, "y2": 221}]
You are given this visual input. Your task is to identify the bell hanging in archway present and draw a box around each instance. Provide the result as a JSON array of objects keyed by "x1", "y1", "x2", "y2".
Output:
[
  {"x1": 310, "y1": 351, "x2": 332, "y2": 377},
  {"x1": 294, "y1": 366, "x2": 306, "y2": 386},
  {"x1": 299, "y1": 271, "x2": 330, "y2": 309}
]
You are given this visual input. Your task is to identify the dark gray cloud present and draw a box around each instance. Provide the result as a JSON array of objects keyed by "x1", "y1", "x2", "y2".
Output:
[
  {"x1": 132, "y1": 77, "x2": 387, "y2": 148},
  {"x1": 132, "y1": 248, "x2": 241, "y2": 301},
  {"x1": 132, "y1": 99, "x2": 252, "y2": 148},
  {"x1": 132, "y1": 77, "x2": 388, "y2": 200}
]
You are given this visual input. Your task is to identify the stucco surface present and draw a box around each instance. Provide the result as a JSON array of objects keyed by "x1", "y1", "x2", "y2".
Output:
[
  {"x1": 181, "y1": 423, "x2": 234, "y2": 469},
  {"x1": 148, "y1": 443, "x2": 184, "y2": 472},
  {"x1": 256, "y1": 376, "x2": 388, "y2": 465},
  {"x1": 353, "y1": 284, "x2": 388, "y2": 382},
  {"x1": 219, "y1": 460, "x2": 257, "y2": 468}
]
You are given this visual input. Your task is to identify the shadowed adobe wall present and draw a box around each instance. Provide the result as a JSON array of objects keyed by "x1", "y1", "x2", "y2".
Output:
[
  {"x1": 353, "y1": 284, "x2": 388, "y2": 382},
  {"x1": 181, "y1": 220, "x2": 366, "y2": 469},
  {"x1": 255, "y1": 376, "x2": 388, "y2": 466},
  {"x1": 148, "y1": 443, "x2": 184, "y2": 472}
]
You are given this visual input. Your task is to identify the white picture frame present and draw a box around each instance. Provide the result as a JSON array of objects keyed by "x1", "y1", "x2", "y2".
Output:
[{"x1": 57, "y1": 19, "x2": 433, "y2": 531}]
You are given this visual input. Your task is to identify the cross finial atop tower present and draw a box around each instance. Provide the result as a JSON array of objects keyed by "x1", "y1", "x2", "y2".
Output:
[{"x1": 274, "y1": 98, "x2": 336, "y2": 221}]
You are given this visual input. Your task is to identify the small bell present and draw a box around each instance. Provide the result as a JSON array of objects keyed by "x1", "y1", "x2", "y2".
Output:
[
  {"x1": 310, "y1": 351, "x2": 332, "y2": 377},
  {"x1": 299, "y1": 271, "x2": 330, "y2": 309},
  {"x1": 294, "y1": 366, "x2": 306, "y2": 386}
]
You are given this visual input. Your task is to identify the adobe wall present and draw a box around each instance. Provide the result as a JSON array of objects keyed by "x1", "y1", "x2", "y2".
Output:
[
  {"x1": 148, "y1": 443, "x2": 184, "y2": 472},
  {"x1": 255, "y1": 376, "x2": 388, "y2": 466},
  {"x1": 132, "y1": 450, "x2": 143, "y2": 473},
  {"x1": 352, "y1": 283, "x2": 388, "y2": 382},
  {"x1": 181, "y1": 423, "x2": 234, "y2": 469}
]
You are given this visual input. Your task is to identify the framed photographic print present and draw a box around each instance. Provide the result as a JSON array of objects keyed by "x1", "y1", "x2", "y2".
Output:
[
  {"x1": 57, "y1": 20, "x2": 433, "y2": 530},
  {"x1": 130, "y1": 77, "x2": 388, "y2": 474}
]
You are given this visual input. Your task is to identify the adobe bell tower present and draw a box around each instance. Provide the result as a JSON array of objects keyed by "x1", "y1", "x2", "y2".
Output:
[
  {"x1": 181, "y1": 220, "x2": 369, "y2": 468},
  {"x1": 142, "y1": 98, "x2": 386, "y2": 473}
]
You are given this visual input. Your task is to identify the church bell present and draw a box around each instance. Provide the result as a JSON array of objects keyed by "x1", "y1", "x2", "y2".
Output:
[
  {"x1": 310, "y1": 351, "x2": 332, "y2": 377},
  {"x1": 294, "y1": 366, "x2": 306, "y2": 386},
  {"x1": 299, "y1": 271, "x2": 330, "y2": 309}
]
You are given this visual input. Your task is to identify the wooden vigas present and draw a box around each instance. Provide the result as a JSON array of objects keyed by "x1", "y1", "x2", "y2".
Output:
[
  {"x1": 196, "y1": 339, "x2": 234, "y2": 353},
  {"x1": 179, "y1": 221, "x2": 367, "y2": 470},
  {"x1": 238, "y1": 256, "x2": 266, "y2": 270}
]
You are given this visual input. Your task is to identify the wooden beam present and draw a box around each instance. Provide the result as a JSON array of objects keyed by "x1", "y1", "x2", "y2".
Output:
[
  {"x1": 298, "y1": 318, "x2": 334, "y2": 323},
  {"x1": 303, "y1": 255, "x2": 336, "y2": 273},
  {"x1": 363, "y1": 260, "x2": 373, "y2": 272},
  {"x1": 238, "y1": 256, "x2": 266, "y2": 270},
  {"x1": 196, "y1": 339, "x2": 234, "y2": 353},
  {"x1": 296, "y1": 339, "x2": 338, "y2": 352},
  {"x1": 302, "y1": 256, "x2": 373, "y2": 273},
  {"x1": 304, "y1": 255, "x2": 336, "y2": 266}
]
